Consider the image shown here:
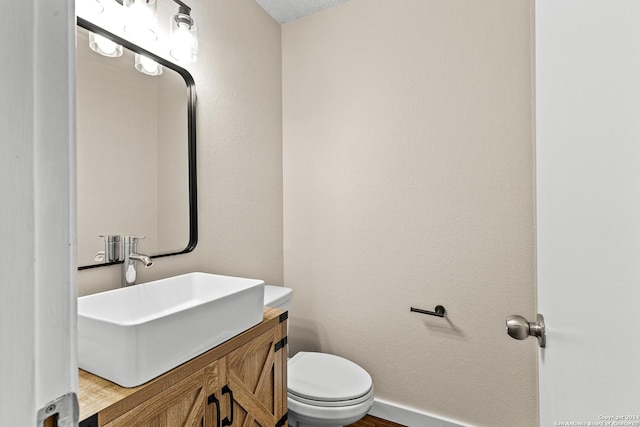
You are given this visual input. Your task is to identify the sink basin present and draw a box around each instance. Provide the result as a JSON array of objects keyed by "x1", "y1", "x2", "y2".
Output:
[{"x1": 78, "y1": 272, "x2": 265, "y2": 387}]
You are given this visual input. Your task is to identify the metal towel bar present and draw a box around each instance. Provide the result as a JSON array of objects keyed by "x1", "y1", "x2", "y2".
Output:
[{"x1": 410, "y1": 305, "x2": 446, "y2": 317}]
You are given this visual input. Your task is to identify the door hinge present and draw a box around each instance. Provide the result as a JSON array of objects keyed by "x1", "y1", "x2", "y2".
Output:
[
  {"x1": 37, "y1": 392, "x2": 78, "y2": 427},
  {"x1": 279, "y1": 311, "x2": 288, "y2": 323},
  {"x1": 274, "y1": 336, "x2": 288, "y2": 352},
  {"x1": 275, "y1": 412, "x2": 288, "y2": 427}
]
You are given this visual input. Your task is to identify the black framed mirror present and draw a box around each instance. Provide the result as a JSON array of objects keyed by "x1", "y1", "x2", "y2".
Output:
[{"x1": 76, "y1": 17, "x2": 197, "y2": 270}]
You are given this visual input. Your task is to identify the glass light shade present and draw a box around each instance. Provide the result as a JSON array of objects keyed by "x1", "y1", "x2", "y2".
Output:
[
  {"x1": 89, "y1": 32, "x2": 123, "y2": 57},
  {"x1": 169, "y1": 13, "x2": 198, "y2": 64},
  {"x1": 135, "y1": 54, "x2": 163, "y2": 76},
  {"x1": 77, "y1": 0, "x2": 104, "y2": 16},
  {"x1": 123, "y1": 0, "x2": 158, "y2": 42}
]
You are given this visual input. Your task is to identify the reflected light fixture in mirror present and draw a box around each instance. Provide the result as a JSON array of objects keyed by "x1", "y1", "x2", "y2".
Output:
[
  {"x1": 89, "y1": 32, "x2": 123, "y2": 57},
  {"x1": 170, "y1": 3, "x2": 198, "y2": 63},
  {"x1": 135, "y1": 53, "x2": 163, "y2": 76},
  {"x1": 123, "y1": 0, "x2": 158, "y2": 42}
]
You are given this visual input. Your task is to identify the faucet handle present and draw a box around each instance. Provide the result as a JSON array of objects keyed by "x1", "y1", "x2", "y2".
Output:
[{"x1": 94, "y1": 251, "x2": 105, "y2": 262}]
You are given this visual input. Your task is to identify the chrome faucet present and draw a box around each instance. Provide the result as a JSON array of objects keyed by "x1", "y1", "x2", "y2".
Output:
[{"x1": 122, "y1": 236, "x2": 153, "y2": 287}]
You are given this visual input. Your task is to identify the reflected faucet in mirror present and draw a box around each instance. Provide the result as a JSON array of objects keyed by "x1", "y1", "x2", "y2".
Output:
[
  {"x1": 94, "y1": 234, "x2": 123, "y2": 263},
  {"x1": 123, "y1": 236, "x2": 154, "y2": 287}
]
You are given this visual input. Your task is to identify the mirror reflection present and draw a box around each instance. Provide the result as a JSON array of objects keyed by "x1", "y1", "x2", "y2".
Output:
[{"x1": 76, "y1": 24, "x2": 196, "y2": 269}]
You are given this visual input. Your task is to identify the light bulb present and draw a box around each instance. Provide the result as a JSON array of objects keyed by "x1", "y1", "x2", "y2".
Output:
[
  {"x1": 135, "y1": 54, "x2": 163, "y2": 76},
  {"x1": 170, "y1": 13, "x2": 198, "y2": 64},
  {"x1": 89, "y1": 32, "x2": 123, "y2": 57},
  {"x1": 77, "y1": 0, "x2": 104, "y2": 17},
  {"x1": 123, "y1": 0, "x2": 158, "y2": 42},
  {"x1": 170, "y1": 23, "x2": 194, "y2": 62}
]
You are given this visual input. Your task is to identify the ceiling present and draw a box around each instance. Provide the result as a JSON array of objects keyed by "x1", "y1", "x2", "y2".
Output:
[{"x1": 254, "y1": 0, "x2": 351, "y2": 24}]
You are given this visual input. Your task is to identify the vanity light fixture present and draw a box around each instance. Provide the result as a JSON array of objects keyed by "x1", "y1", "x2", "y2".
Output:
[
  {"x1": 80, "y1": 0, "x2": 198, "y2": 66},
  {"x1": 135, "y1": 53, "x2": 163, "y2": 76},
  {"x1": 123, "y1": 0, "x2": 158, "y2": 42},
  {"x1": 169, "y1": 0, "x2": 198, "y2": 64},
  {"x1": 89, "y1": 31, "x2": 123, "y2": 57}
]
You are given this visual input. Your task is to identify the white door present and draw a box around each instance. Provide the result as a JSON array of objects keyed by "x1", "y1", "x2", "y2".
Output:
[
  {"x1": 535, "y1": 0, "x2": 640, "y2": 424},
  {"x1": 0, "y1": 0, "x2": 77, "y2": 426}
]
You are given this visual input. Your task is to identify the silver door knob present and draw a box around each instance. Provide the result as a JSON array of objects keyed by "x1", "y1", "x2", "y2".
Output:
[{"x1": 506, "y1": 314, "x2": 546, "y2": 348}]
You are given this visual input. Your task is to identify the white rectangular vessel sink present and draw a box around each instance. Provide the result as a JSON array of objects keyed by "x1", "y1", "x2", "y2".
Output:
[{"x1": 78, "y1": 272, "x2": 265, "y2": 387}]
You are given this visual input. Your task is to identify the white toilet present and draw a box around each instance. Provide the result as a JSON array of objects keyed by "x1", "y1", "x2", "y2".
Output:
[{"x1": 264, "y1": 286, "x2": 374, "y2": 427}]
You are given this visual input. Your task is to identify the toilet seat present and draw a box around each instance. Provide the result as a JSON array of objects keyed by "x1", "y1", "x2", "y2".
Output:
[
  {"x1": 288, "y1": 352, "x2": 373, "y2": 407},
  {"x1": 288, "y1": 387, "x2": 374, "y2": 408}
]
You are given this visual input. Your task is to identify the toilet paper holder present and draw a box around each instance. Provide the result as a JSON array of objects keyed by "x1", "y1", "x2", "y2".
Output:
[{"x1": 410, "y1": 305, "x2": 446, "y2": 318}]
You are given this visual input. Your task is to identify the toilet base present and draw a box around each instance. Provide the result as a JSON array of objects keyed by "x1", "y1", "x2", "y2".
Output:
[
  {"x1": 288, "y1": 394, "x2": 373, "y2": 427},
  {"x1": 288, "y1": 413, "x2": 343, "y2": 427}
]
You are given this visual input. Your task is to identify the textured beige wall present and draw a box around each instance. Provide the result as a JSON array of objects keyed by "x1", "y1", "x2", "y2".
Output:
[
  {"x1": 78, "y1": 0, "x2": 283, "y2": 295},
  {"x1": 282, "y1": 1, "x2": 537, "y2": 426}
]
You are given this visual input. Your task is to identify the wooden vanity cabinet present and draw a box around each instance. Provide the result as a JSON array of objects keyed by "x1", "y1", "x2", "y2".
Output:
[{"x1": 79, "y1": 308, "x2": 288, "y2": 427}]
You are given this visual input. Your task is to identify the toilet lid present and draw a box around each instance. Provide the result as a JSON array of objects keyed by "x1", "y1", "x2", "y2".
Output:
[{"x1": 288, "y1": 352, "x2": 373, "y2": 403}]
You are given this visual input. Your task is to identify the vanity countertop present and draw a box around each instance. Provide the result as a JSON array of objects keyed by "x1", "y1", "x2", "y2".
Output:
[{"x1": 78, "y1": 307, "x2": 284, "y2": 424}]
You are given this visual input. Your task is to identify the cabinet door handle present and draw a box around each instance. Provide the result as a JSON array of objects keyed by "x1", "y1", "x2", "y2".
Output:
[
  {"x1": 221, "y1": 385, "x2": 234, "y2": 426},
  {"x1": 207, "y1": 394, "x2": 221, "y2": 427}
]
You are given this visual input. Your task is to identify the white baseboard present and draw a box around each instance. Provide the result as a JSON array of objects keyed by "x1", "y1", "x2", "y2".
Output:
[{"x1": 368, "y1": 398, "x2": 472, "y2": 427}]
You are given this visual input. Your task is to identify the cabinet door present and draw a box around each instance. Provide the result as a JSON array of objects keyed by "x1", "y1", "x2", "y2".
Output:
[
  {"x1": 104, "y1": 370, "x2": 206, "y2": 427},
  {"x1": 205, "y1": 360, "x2": 222, "y2": 427},
  {"x1": 220, "y1": 324, "x2": 287, "y2": 427}
]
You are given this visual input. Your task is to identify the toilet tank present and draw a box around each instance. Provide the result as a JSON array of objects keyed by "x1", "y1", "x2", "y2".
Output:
[{"x1": 264, "y1": 285, "x2": 292, "y2": 311}]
